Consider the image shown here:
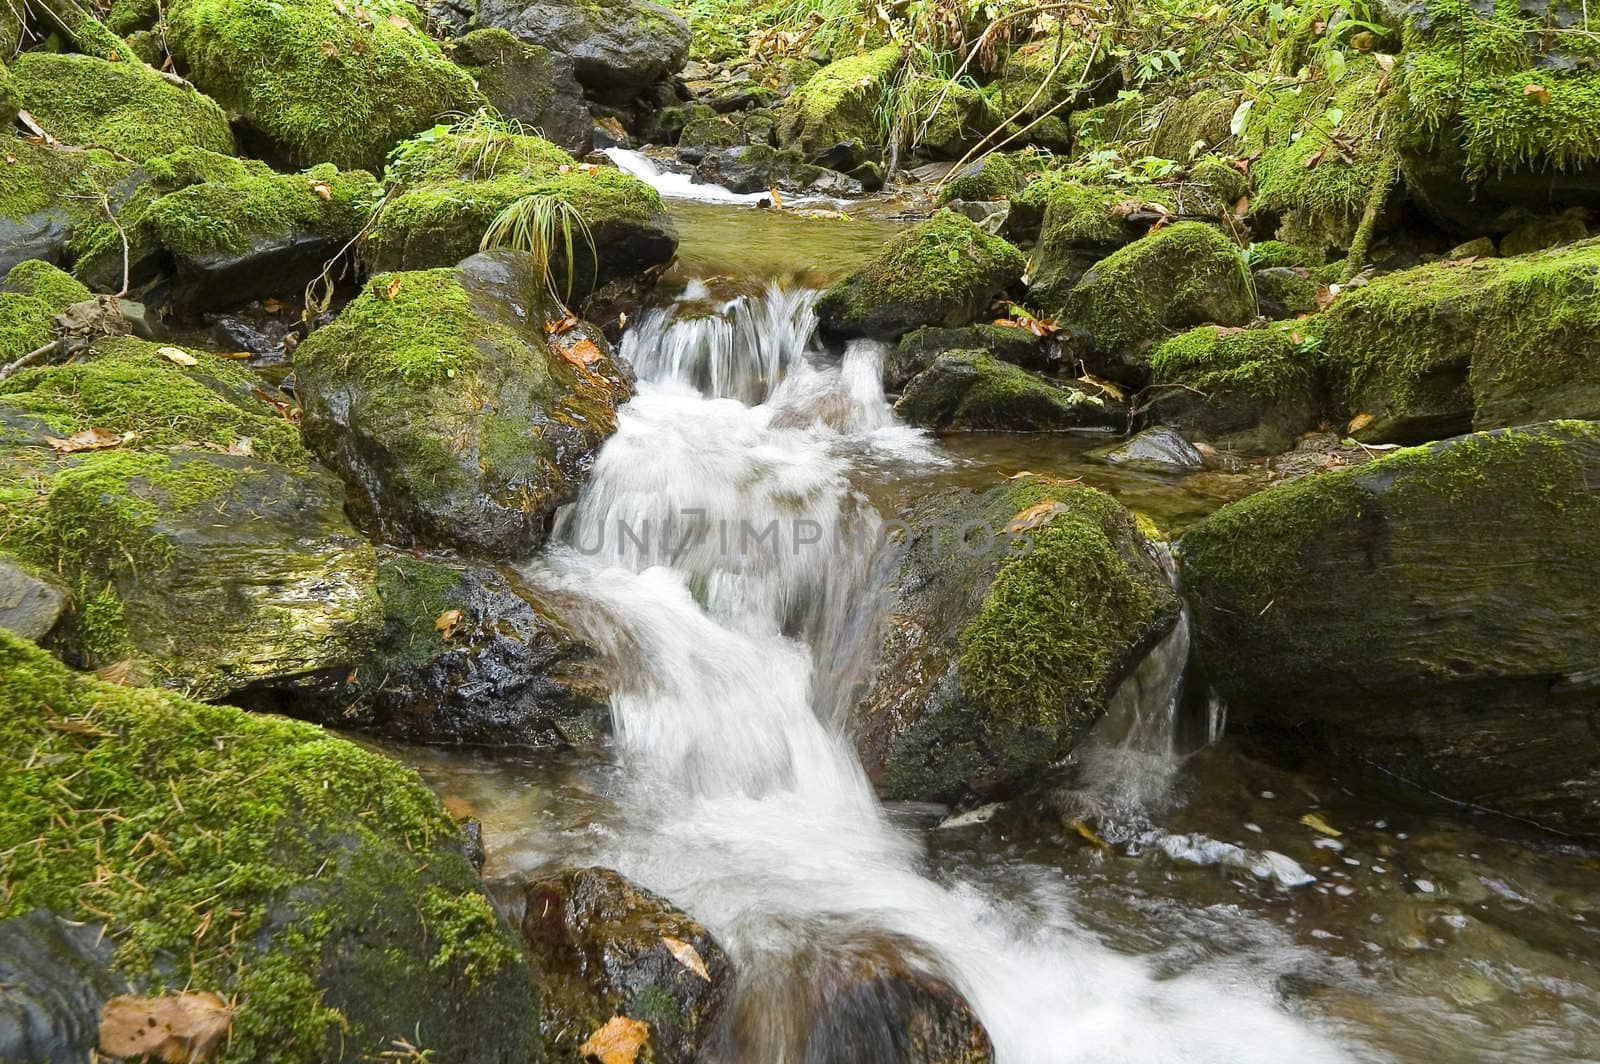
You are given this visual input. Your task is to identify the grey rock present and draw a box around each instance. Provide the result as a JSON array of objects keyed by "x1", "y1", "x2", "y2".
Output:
[
  {"x1": 0, "y1": 911, "x2": 130, "y2": 1064},
  {"x1": 1088, "y1": 426, "x2": 1206, "y2": 473},
  {"x1": 0, "y1": 556, "x2": 66, "y2": 641}
]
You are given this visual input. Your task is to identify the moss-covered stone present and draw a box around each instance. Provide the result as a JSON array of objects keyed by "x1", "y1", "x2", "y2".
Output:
[
  {"x1": 1319, "y1": 238, "x2": 1600, "y2": 440},
  {"x1": 0, "y1": 63, "x2": 19, "y2": 131},
  {"x1": 0, "y1": 260, "x2": 91, "y2": 362},
  {"x1": 816, "y1": 210, "x2": 1025, "y2": 342},
  {"x1": 1252, "y1": 264, "x2": 1321, "y2": 318},
  {"x1": 776, "y1": 45, "x2": 902, "y2": 156},
  {"x1": 986, "y1": 36, "x2": 1109, "y2": 125},
  {"x1": 444, "y1": 28, "x2": 592, "y2": 153},
  {"x1": 885, "y1": 322, "x2": 1047, "y2": 392},
  {"x1": 1146, "y1": 87, "x2": 1238, "y2": 161},
  {"x1": 1061, "y1": 221, "x2": 1255, "y2": 364},
  {"x1": 1025, "y1": 178, "x2": 1177, "y2": 309},
  {"x1": 939, "y1": 153, "x2": 1022, "y2": 204},
  {"x1": 1179, "y1": 421, "x2": 1600, "y2": 837},
  {"x1": 1499, "y1": 211, "x2": 1589, "y2": 257},
  {"x1": 907, "y1": 77, "x2": 998, "y2": 159},
  {"x1": 295, "y1": 250, "x2": 631, "y2": 555},
  {"x1": 0, "y1": 627, "x2": 535, "y2": 1062},
  {"x1": 166, "y1": 0, "x2": 484, "y2": 170},
  {"x1": 895, "y1": 351, "x2": 1121, "y2": 433},
  {"x1": 12, "y1": 53, "x2": 234, "y2": 164},
  {"x1": 855, "y1": 478, "x2": 1180, "y2": 802}
]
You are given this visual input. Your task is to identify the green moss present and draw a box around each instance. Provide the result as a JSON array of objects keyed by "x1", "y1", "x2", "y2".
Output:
[
  {"x1": 305, "y1": 269, "x2": 487, "y2": 386},
  {"x1": 895, "y1": 350, "x2": 1109, "y2": 431},
  {"x1": 1247, "y1": 240, "x2": 1321, "y2": 269},
  {"x1": 1150, "y1": 321, "x2": 1318, "y2": 401},
  {"x1": 0, "y1": 262, "x2": 91, "y2": 362},
  {"x1": 777, "y1": 44, "x2": 903, "y2": 151},
  {"x1": 106, "y1": 0, "x2": 161, "y2": 33},
  {"x1": 385, "y1": 119, "x2": 574, "y2": 188},
  {"x1": 0, "y1": 627, "x2": 528, "y2": 1063},
  {"x1": 940, "y1": 153, "x2": 1021, "y2": 203},
  {"x1": 0, "y1": 63, "x2": 18, "y2": 131},
  {"x1": 987, "y1": 37, "x2": 1103, "y2": 123},
  {"x1": 142, "y1": 158, "x2": 380, "y2": 257},
  {"x1": 166, "y1": 0, "x2": 484, "y2": 170},
  {"x1": 1147, "y1": 88, "x2": 1238, "y2": 161},
  {"x1": 12, "y1": 53, "x2": 234, "y2": 163},
  {"x1": 374, "y1": 555, "x2": 462, "y2": 673},
  {"x1": 0, "y1": 133, "x2": 139, "y2": 226}
]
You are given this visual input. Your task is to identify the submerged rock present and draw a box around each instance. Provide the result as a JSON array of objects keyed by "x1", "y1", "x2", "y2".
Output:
[
  {"x1": 693, "y1": 144, "x2": 862, "y2": 196},
  {"x1": 817, "y1": 211, "x2": 1025, "y2": 343},
  {"x1": 855, "y1": 478, "x2": 1180, "y2": 802},
  {"x1": 895, "y1": 351, "x2": 1122, "y2": 433},
  {"x1": 473, "y1": 0, "x2": 690, "y2": 101},
  {"x1": 495, "y1": 866, "x2": 731, "y2": 1063},
  {"x1": 1087, "y1": 425, "x2": 1206, "y2": 473},
  {"x1": 1180, "y1": 422, "x2": 1600, "y2": 837},
  {"x1": 295, "y1": 250, "x2": 631, "y2": 556}
]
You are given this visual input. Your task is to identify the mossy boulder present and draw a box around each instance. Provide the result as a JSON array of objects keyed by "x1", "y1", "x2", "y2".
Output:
[
  {"x1": 986, "y1": 38, "x2": 1111, "y2": 126},
  {"x1": 1499, "y1": 211, "x2": 1589, "y2": 257},
  {"x1": 816, "y1": 210, "x2": 1025, "y2": 343},
  {"x1": 895, "y1": 351, "x2": 1122, "y2": 433},
  {"x1": 908, "y1": 79, "x2": 999, "y2": 159},
  {"x1": 368, "y1": 122, "x2": 677, "y2": 285},
  {"x1": 0, "y1": 627, "x2": 536, "y2": 1062},
  {"x1": 166, "y1": 0, "x2": 484, "y2": 170},
  {"x1": 473, "y1": 0, "x2": 690, "y2": 101},
  {"x1": 444, "y1": 28, "x2": 592, "y2": 153},
  {"x1": 1145, "y1": 87, "x2": 1238, "y2": 161},
  {"x1": 295, "y1": 250, "x2": 631, "y2": 556},
  {"x1": 777, "y1": 45, "x2": 903, "y2": 158},
  {"x1": 1252, "y1": 265, "x2": 1321, "y2": 319},
  {"x1": 1319, "y1": 239, "x2": 1600, "y2": 442},
  {"x1": 1143, "y1": 322, "x2": 1327, "y2": 454},
  {"x1": 885, "y1": 322, "x2": 1048, "y2": 392},
  {"x1": 0, "y1": 137, "x2": 140, "y2": 274},
  {"x1": 0, "y1": 260, "x2": 92, "y2": 363},
  {"x1": 854, "y1": 478, "x2": 1180, "y2": 802},
  {"x1": 1179, "y1": 421, "x2": 1600, "y2": 837},
  {"x1": 1025, "y1": 178, "x2": 1177, "y2": 310},
  {"x1": 11, "y1": 53, "x2": 234, "y2": 164},
  {"x1": 495, "y1": 866, "x2": 731, "y2": 1063},
  {"x1": 939, "y1": 153, "x2": 1022, "y2": 204},
  {"x1": 1060, "y1": 221, "x2": 1255, "y2": 371}
]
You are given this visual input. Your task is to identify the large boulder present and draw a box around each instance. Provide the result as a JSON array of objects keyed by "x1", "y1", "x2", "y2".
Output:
[
  {"x1": 0, "y1": 628, "x2": 536, "y2": 1062},
  {"x1": 11, "y1": 53, "x2": 234, "y2": 164},
  {"x1": 166, "y1": 0, "x2": 484, "y2": 170},
  {"x1": 0, "y1": 138, "x2": 140, "y2": 274},
  {"x1": 776, "y1": 45, "x2": 903, "y2": 159},
  {"x1": 854, "y1": 477, "x2": 1180, "y2": 802},
  {"x1": 1179, "y1": 422, "x2": 1600, "y2": 837},
  {"x1": 295, "y1": 250, "x2": 631, "y2": 556},
  {"x1": 473, "y1": 0, "x2": 690, "y2": 101},
  {"x1": 885, "y1": 322, "x2": 1049, "y2": 392},
  {"x1": 495, "y1": 866, "x2": 731, "y2": 1063},
  {"x1": 895, "y1": 351, "x2": 1122, "y2": 433},
  {"x1": 444, "y1": 28, "x2": 593, "y2": 153},
  {"x1": 1060, "y1": 221, "x2": 1255, "y2": 372},
  {"x1": 1320, "y1": 240, "x2": 1600, "y2": 443},
  {"x1": 0, "y1": 336, "x2": 383, "y2": 700},
  {"x1": 816, "y1": 211, "x2": 1025, "y2": 343}
]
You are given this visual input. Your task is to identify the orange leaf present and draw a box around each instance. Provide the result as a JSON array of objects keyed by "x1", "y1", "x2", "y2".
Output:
[
  {"x1": 662, "y1": 936, "x2": 711, "y2": 981},
  {"x1": 1005, "y1": 500, "x2": 1071, "y2": 534},
  {"x1": 45, "y1": 428, "x2": 127, "y2": 453},
  {"x1": 99, "y1": 992, "x2": 235, "y2": 1064},
  {"x1": 385, "y1": 277, "x2": 403, "y2": 300},
  {"x1": 434, "y1": 608, "x2": 462, "y2": 638},
  {"x1": 1524, "y1": 83, "x2": 1551, "y2": 105},
  {"x1": 309, "y1": 179, "x2": 333, "y2": 202},
  {"x1": 578, "y1": 1016, "x2": 649, "y2": 1064},
  {"x1": 562, "y1": 338, "x2": 604, "y2": 368}
]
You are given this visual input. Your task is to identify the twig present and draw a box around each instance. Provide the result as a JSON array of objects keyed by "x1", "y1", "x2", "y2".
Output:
[
  {"x1": 99, "y1": 191, "x2": 131, "y2": 298},
  {"x1": 0, "y1": 340, "x2": 61, "y2": 382}
]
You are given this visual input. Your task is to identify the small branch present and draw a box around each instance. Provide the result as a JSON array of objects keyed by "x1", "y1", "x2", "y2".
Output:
[
  {"x1": 97, "y1": 192, "x2": 132, "y2": 299},
  {"x1": 0, "y1": 341, "x2": 61, "y2": 383}
]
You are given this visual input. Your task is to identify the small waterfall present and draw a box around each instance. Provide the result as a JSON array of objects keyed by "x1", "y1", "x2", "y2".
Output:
[{"x1": 523, "y1": 282, "x2": 1349, "y2": 1063}]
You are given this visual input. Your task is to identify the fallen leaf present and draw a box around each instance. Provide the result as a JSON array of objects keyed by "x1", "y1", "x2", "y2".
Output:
[
  {"x1": 546, "y1": 315, "x2": 580, "y2": 335},
  {"x1": 768, "y1": 186, "x2": 784, "y2": 209},
  {"x1": 263, "y1": 297, "x2": 285, "y2": 313},
  {"x1": 1347, "y1": 412, "x2": 1375, "y2": 433},
  {"x1": 1375, "y1": 53, "x2": 1396, "y2": 73},
  {"x1": 1070, "y1": 819, "x2": 1111, "y2": 850},
  {"x1": 578, "y1": 1016, "x2": 649, "y2": 1064},
  {"x1": 385, "y1": 277, "x2": 403, "y2": 300},
  {"x1": 95, "y1": 658, "x2": 138, "y2": 685},
  {"x1": 1076, "y1": 374, "x2": 1125, "y2": 402},
  {"x1": 45, "y1": 428, "x2": 127, "y2": 453},
  {"x1": 1314, "y1": 284, "x2": 1339, "y2": 309},
  {"x1": 226, "y1": 436, "x2": 254, "y2": 457},
  {"x1": 617, "y1": 310, "x2": 628, "y2": 329},
  {"x1": 1303, "y1": 148, "x2": 1326, "y2": 170},
  {"x1": 158, "y1": 345, "x2": 198, "y2": 366},
  {"x1": 562, "y1": 338, "x2": 604, "y2": 368},
  {"x1": 309, "y1": 179, "x2": 333, "y2": 202},
  {"x1": 434, "y1": 608, "x2": 462, "y2": 638},
  {"x1": 1300, "y1": 813, "x2": 1343, "y2": 837},
  {"x1": 1524, "y1": 83, "x2": 1551, "y2": 105},
  {"x1": 386, "y1": 13, "x2": 411, "y2": 26},
  {"x1": 1005, "y1": 500, "x2": 1071, "y2": 534},
  {"x1": 1234, "y1": 194, "x2": 1250, "y2": 216},
  {"x1": 99, "y1": 992, "x2": 235, "y2": 1064},
  {"x1": 319, "y1": 40, "x2": 339, "y2": 57},
  {"x1": 662, "y1": 936, "x2": 711, "y2": 981}
]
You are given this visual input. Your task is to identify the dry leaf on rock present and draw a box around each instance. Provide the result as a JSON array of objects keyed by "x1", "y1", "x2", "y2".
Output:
[
  {"x1": 562, "y1": 339, "x2": 604, "y2": 368},
  {"x1": 578, "y1": 1015, "x2": 649, "y2": 1064},
  {"x1": 385, "y1": 277, "x2": 404, "y2": 300},
  {"x1": 45, "y1": 428, "x2": 128, "y2": 453},
  {"x1": 158, "y1": 345, "x2": 198, "y2": 366},
  {"x1": 434, "y1": 608, "x2": 462, "y2": 638},
  {"x1": 662, "y1": 936, "x2": 711, "y2": 981},
  {"x1": 1005, "y1": 501, "x2": 1071, "y2": 534},
  {"x1": 99, "y1": 992, "x2": 235, "y2": 1063}
]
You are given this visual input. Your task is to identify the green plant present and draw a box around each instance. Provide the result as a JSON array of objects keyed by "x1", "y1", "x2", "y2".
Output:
[{"x1": 479, "y1": 192, "x2": 596, "y2": 310}]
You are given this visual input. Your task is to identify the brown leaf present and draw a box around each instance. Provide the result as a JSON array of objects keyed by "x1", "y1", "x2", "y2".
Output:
[
  {"x1": 1347, "y1": 412, "x2": 1375, "y2": 433},
  {"x1": 434, "y1": 608, "x2": 462, "y2": 638},
  {"x1": 1524, "y1": 83, "x2": 1551, "y2": 106},
  {"x1": 661, "y1": 936, "x2": 711, "y2": 981},
  {"x1": 1005, "y1": 500, "x2": 1071, "y2": 534},
  {"x1": 94, "y1": 658, "x2": 138, "y2": 685},
  {"x1": 546, "y1": 315, "x2": 580, "y2": 335},
  {"x1": 386, "y1": 13, "x2": 411, "y2": 27},
  {"x1": 319, "y1": 40, "x2": 339, "y2": 57},
  {"x1": 1069, "y1": 819, "x2": 1110, "y2": 850},
  {"x1": 1076, "y1": 374, "x2": 1125, "y2": 402},
  {"x1": 45, "y1": 428, "x2": 127, "y2": 453},
  {"x1": 385, "y1": 277, "x2": 403, "y2": 300},
  {"x1": 1234, "y1": 194, "x2": 1250, "y2": 217},
  {"x1": 1302, "y1": 148, "x2": 1326, "y2": 170},
  {"x1": 309, "y1": 179, "x2": 333, "y2": 202},
  {"x1": 99, "y1": 992, "x2": 235, "y2": 1064},
  {"x1": 226, "y1": 437, "x2": 254, "y2": 457},
  {"x1": 263, "y1": 297, "x2": 285, "y2": 314},
  {"x1": 561, "y1": 338, "x2": 604, "y2": 368},
  {"x1": 579, "y1": 1015, "x2": 650, "y2": 1064},
  {"x1": 158, "y1": 345, "x2": 198, "y2": 367},
  {"x1": 1314, "y1": 284, "x2": 1338, "y2": 309}
]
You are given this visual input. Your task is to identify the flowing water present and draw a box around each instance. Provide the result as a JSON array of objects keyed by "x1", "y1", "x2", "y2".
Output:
[{"x1": 387, "y1": 191, "x2": 1600, "y2": 1061}]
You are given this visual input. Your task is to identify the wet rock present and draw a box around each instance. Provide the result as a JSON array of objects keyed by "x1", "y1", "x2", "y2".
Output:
[
  {"x1": 817, "y1": 211, "x2": 1025, "y2": 343},
  {"x1": 885, "y1": 323, "x2": 1051, "y2": 393},
  {"x1": 777, "y1": 46, "x2": 903, "y2": 158},
  {"x1": 1253, "y1": 266, "x2": 1320, "y2": 319},
  {"x1": 496, "y1": 866, "x2": 732, "y2": 1063},
  {"x1": 445, "y1": 28, "x2": 593, "y2": 154},
  {"x1": 944, "y1": 200, "x2": 1010, "y2": 234},
  {"x1": 677, "y1": 106, "x2": 777, "y2": 162},
  {"x1": 474, "y1": 0, "x2": 690, "y2": 102},
  {"x1": 1087, "y1": 426, "x2": 1205, "y2": 473},
  {"x1": 296, "y1": 250, "x2": 632, "y2": 556},
  {"x1": 0, "y1": 629, "x2": 536, "y2": 1063},
  {"x1": 854, "y1": 478, "x2": 1180, "y2": 802},
  {"x1": 0, "y1": 555, "x2": 66, "y2": 641},
  {"x1": 0, "y1": 911, "x2": 130, "y2": 1064},
  {"x1": 0, "y1": 140, "x2": 142, "y2": 275},
  {"x1": 693, "y1": 145, "x2": 861, "y2": 196},
  {"x1": 896, "y1": 351, "x2": 1122, "y2": 433},
  {"x1": 1179, "y1": 422, "x2": 1600, "y2": 837},
  {"x1": 1499, "y1": 211, "x2": 1589, "y2": 257}
]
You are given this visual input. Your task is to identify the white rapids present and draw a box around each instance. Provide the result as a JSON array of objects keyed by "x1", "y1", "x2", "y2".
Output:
[{"x1": 522, "y1": 283, "x2": 1352, "y2": 1063}]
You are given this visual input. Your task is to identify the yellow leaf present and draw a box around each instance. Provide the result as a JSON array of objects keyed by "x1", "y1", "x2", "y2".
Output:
[
  {"x1": 1347, "y1": 412, "x2": 1375, "y2": 434},
  {"x1": 1070, "y1": 819, "x2": 1110, "y2": 850},
  {"x1": 1005, "y1": 500, "x2": 1070, "y2": 534},
  {"x1": 1300, "y1": 813, "x2": 1343, "y2": 837},
  {"x1": 434, "y1": 608, "x2": 462, "y2": 638},
  {"x1": 562, "y1": 338, "x2": 604, "y2": 368},
  {"x1": 579, "y1": 1016, "x2": 649, "y2": 1064},
  {"x1": 226, "y1": 436, "x2": 254, "y2": 457},
  {"x1": 158, "y1": 345, "x2": 198, "y2": 366},
  {"x1": 1076, "y1": 374, "x2": 1124, "y2": 402},
  {"x1": 99, "y1": 992, "x2": 235, "y2": 1063},
  {"x1": 662, "y1": 936, "x2": 711, "y2": 981},
  {"x1": 769, "y1": 186, "x2": 784, "y2": 209},
  {"x1": 309, "y1": 179, "x2": 333, "y2": 202},
  {"x1": 385, "y1": 277, "x2": 403, "y2": 300},
  {"x1": 1524, "y1": 83, "x2": 1551, "y2": 105}
]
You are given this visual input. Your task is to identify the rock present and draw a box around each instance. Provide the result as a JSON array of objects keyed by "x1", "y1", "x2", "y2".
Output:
[
  {"x1": 0, "y1": 556, "x2": 66, "y2": 641},
  {"x1": 692, "y1": 144, "x2": 861, "y2": 195},
  {"x1": 885, "y1": 323, "x2": 1050, "y2": 392},
  {"x1": 445, "y1": 28, "x2": 593, "y2": 154},
  {"x1": 1087, "y1": 426, "x2": 1205, "y2": 473},
  {"x1": 945, "y1": 199, "x2": 1010, "y2": 233},
  {"x1": 367, "y1": 123, "x2": 677, "y2": 287},
  {"x1": 296, "y1": 250, "x2": 631, "y2": 556},
  {"x1": 473, "y1": 0, "x2": 690, "y2": 101},
  {"x1": 0, "y1": 336, "x2": 383, "y2": 699},
  {"x1": 938, "y1": 154, "x2": 1021, "y2": 204},
  {"x1": 1499, "y1": 210, "x2": 1589, "y2": 257},
  {"x1": 896, "y1": 351, "x2": 1122, "y2": 433},
  {"x1": 0, "y1": 260, "x2": 91, "y2": 363},
  {"x1": 1145, "y1": 87, "x2": 1238, "y2": 161},
  {"x1": 591, "y1": 113, "x2": 631, "y2": 149},
  {"x1": 1023, "y1": 176, "x2": 1169, "y2": 309},
  {"x1": 908, "y1": 80, "x2": 998, "y2": 159},
  {"x1": 1446, "y1": 235, "x2": 1498, "y2": 260},
  {"x1": 0, "y1": 140, "x2": 141, "y2": 275},
  {"x1": 1253, "y1": 266, "x2": 1320, "y2": 319},
  {"x1": 495, "y1": 866, "x2": 731, "y2": 1063},
  {"x1": 166, "y1": 0, "x2": 484, "y2": 170},
  {"x1": 854, "y1": 477, "x2": 1180, "y2": 802},
  {"x1": 676, "y1": 103, "x2": 773, "y2": 160},
  {"x1": 0, "y1": 911, "x2": 130, "y2": 1064},
  {"x1": 1142, "y1": 323, "x2": 1326, "y2": 455},
  {"x1": 1179, "y1": 422, "x2": 1600, "y2": 837},
  {"x1": 817, "y1": 211, "x2": 1026, "y2": 343},
  {"x1": 776, "y1": 45, "x2": 903, "y2": 158},
  {"x1": 11, "y1": 53, "x2": 234, "y2": 164},
  {"x1": 1061, "y1": 222, "x2": 1255, "y2": 373},
  {"x1": 1319, "y1": 240, "x2": 1600, "y2": 443},
  {"x1": 284, "y1": 554, "x2": 611, "y2": 745},
  {"x1": 0, "y1": 628, "x2": 536, "y2": 1062}
]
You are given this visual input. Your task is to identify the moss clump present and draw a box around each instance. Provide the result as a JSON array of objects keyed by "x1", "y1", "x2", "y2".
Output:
[
  {"x1": 0, "y1": 135, "x2": 138, "y2": 225},
  {"x1": 106, "y1": 0, "x2": 162, "y2": 33},
  {"x1": 940, "y1": 153, "x2": 1021, "y2": 203},
  {"x1": 0, "y1": 261, "x2": 91, "y2": 361},
  {"x1": 894, "y1": 350, "x2": 1115, "y2": 432},
  {"x1": 1248, "y1": 240, "x2": 1321, "y2": 269},
  {"x1": 1146, "y1": 322, "x2": 1326, "y2": 451},
  {"x1": 986, "y1": 37, "x2": 1106, "y2": 124},
  {"x1": 12, "y1": 52, "x2": 234, "y2": 163},
  {"x1": 0, "y1": 628, "x2": 532, "y2": 1062},
  {"x1": 372, "y1": 555, "x2": 463, "y2": 673},
  {"x1": 776, "y1": 44, "x2": 903, "y2": 153},
  {"x1": 166, "y1": 0, "x2": 484, "y2": 170},
  {"x1": 1062, "y1": 221, "x2": 1255, "y2": 358},
  {"x1": 1024, "y1": 176, "x2": 1179, "y2": 308},
  {"x1": 0, "y1": 63, "x2": 18, "y2": 130},
  {"x1": 303, "y1": 268, "x2": 485, "y2": 386},
  {"x1": 1146, "y1": 88, "x2": 1239, "y2": 161},
  {"x1": 907, "y1": 77, "x2": 997, "y2": 158}
]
